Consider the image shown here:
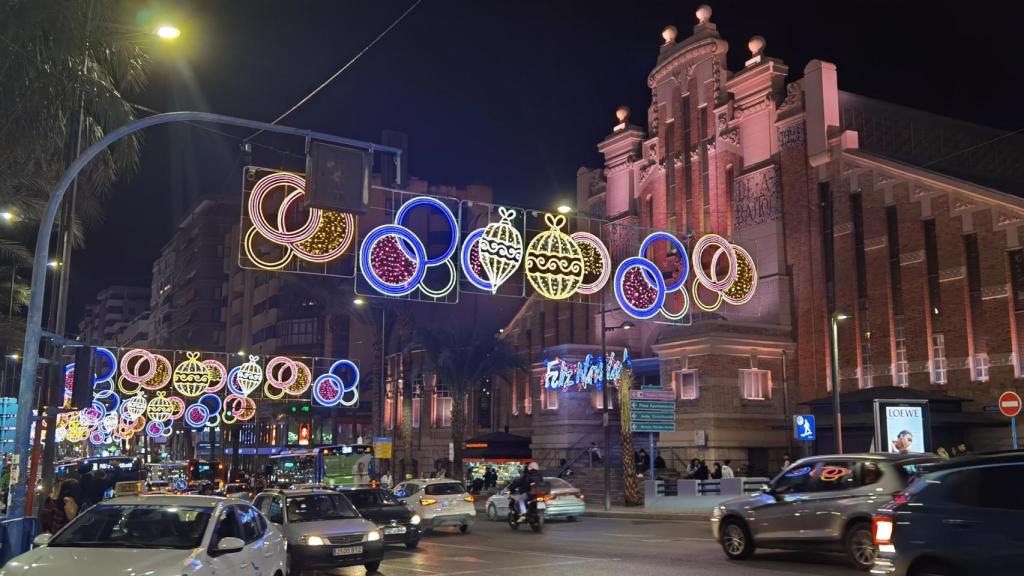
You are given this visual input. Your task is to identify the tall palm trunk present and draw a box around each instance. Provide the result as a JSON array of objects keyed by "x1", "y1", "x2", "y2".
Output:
[
  {"x1": 401, "y1": 355, "x2": 413, "y2": 480},
  {"x1": 450, "y1": 384, "x2": 466, "y2": 480},
  {"x1": 618, "y1": 370, "x2": 642, "y2": 506}
]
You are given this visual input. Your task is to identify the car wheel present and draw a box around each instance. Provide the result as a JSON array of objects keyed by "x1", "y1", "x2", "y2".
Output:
[
  {"x1": 487, "y1": 504, "x2": 497, "y2": 521},
  {"x1": 845, "y1": 522, "x2": 876, "y2": 570},
  {"x1": 364, "y1": 561, "x2": 381, "y2": 573},
  {"x1": 459, "y1": 523, "x2": 470, "y2": 534},
  {"x1": 910, "y1": 560, "x2": 959, "y2": 576},
  {"x1": 405, "y1": 539, "x2": 420, "y2": 550},
  {"x1": 566, "y1": 516, "x2": 577, "y2": 522},
  {"x1": 720, "y1": 518, "x2": 755, "y2": 560}
]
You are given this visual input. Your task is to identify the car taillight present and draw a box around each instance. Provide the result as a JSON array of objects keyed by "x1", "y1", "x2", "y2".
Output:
[
  {"x1": 873, "y1": 516, "x2": 894, "y2": 545},
  {"x1": 576, "y1": 493, "x2": 585, "y2": 500},
  {"x1": 463, "y1": 495, "x2": 475, "y2": 503},
  {"x1": 535, "y1": 495, "x2": 550, "y2": 502},
  {"x1": 892, "y1": 491, "x2": 911, "y2": 505},
  {"x1": 420, "y1": 497, "x2": 438, "y2": 506}
]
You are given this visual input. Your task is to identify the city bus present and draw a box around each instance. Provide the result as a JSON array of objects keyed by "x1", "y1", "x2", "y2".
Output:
[
  {"x1": 143, "y1": 460, "x2": 222, "y2": 489},
  {"x1": 54, "y1": 456, "x2": 145, "y2": 499},
  {"x1": 269, "y1": 444, "x2": 373, "y2": 488}
]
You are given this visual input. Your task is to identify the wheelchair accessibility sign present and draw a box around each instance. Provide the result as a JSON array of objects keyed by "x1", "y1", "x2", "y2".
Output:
[{"x1": 794, "y1": 415, "x2": 816, "y2": 441}]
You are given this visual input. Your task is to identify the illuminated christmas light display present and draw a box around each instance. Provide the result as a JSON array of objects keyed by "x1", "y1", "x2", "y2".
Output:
[
  {"x1": 614, "y1": 257, "x2": 666, "y2": 319},
  {"x1": 571, "y1": 231, "x2": 611, "y2": 295},
  {"x1": 525, "y1": 214, "x2": 584, "y2": 300},
  {"x1": 477, "y1": 207, "x2": 524, "y2": 293},
  {"x1": 55, "y1": 348, "x2": 361, "y2": 444},
  {"x1": 359, "y1": 196, "x2": 460, "y2": 299},
  {"x1": 460, "y1": 228, "x2": 493, "y2": 292},
  {"x1": 720, "y1": 244, "x2": 758, "y2": 305},
  {"x1": 243, "y1": 171, "x2": 356, "y2": 271},
  {"x1": 543, "y1": 349, "x2": 631, "y2": 392},
  {"x1": 688, "y1": 234, "x2": 759, "y2": 312}
]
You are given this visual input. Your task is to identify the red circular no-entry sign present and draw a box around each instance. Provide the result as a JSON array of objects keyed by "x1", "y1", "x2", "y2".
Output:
[{"x1": 998, "y1": 391, "x2": 1022, "y2": 418}]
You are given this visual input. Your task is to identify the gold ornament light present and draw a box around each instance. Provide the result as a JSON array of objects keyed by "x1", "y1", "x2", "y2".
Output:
[{"x1": 525, "y1": 213, "x2": 584, "y2": 300}]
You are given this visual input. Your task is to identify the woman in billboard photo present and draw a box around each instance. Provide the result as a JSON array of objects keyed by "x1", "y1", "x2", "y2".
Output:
[{"x1": 891, "y1": 430, "x2": 914, "y2": 453}]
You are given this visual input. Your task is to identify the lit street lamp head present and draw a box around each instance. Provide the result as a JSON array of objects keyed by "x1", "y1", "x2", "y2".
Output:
[
  {"x1": 621, "y1": 321, "x2": 635, "y2": 330},
  {"x1": 1, "y1": 211, "x2": 13, "y2": 222},
  {"x1": 155, "y1": 25, "x2": 181, "y2": 40},
  {"x1": 834, "y1": 312, "x2": 850, "y2": 320},
  {"x1": 353, "y1": 298, "x2": 365, "y2": 306},
  {"x1": 556, "y1": 204, "x2": 573, "y2": 214}
]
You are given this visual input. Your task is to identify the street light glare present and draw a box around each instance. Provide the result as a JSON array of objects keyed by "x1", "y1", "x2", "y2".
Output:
[
  {"x1": 353, "y1": 298, "x2": 365, "y2": 306},
  {"x1": 835, "y1": 313, "x2": 850, "y2": 320},
  {"x1": 621, "y1": 321, "x2": 636, "y2": 330},
  {"x1": 556, "y1": 204, "x2": 573, "y2": 214},
  {"x1": 155, "y1": 25, "x2": 181, "y2": 40},
  {"x1": 0, "y1": 211, "x2": 13, "y2": 222},
  {"x1": 47, "y1": 260, "x2": 60, "y2": 269}
]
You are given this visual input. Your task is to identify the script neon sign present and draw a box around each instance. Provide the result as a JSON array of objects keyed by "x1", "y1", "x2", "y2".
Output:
[{"x1": 543, "y1": 349, "x2": 630, "y2": 392}]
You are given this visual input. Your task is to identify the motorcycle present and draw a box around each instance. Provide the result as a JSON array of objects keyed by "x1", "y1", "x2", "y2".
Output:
[{"x1": 507, "y1": 490, "x2": 547, "y2": 533}]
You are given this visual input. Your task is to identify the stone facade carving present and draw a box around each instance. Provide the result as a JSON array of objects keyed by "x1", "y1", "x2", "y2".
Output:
[
  {"x1": 712, "y1": 58, "x2": 722, "y2": 102},
  {"x1": 952, "y1": 198, "x2": 975, "y2": 211},
  {"x1": 778, "y1": 82, "x2": 802, "y2": 111},
  {"x1": 778, "y1": 122, "x2": 805, "y2": 150},
  {"x1": 833, "y1": 222, "x2": 853, "y2": 236},
  {"x1": 647, "y1": 40, "x2": 719, "y2": 87},
  {"x1": 876, "y1": 173, "x2": 895, "y2": 185},
  {"x1": 733, "y1": 165, "x2": 782, "y2": 229},
  {"x1": 981, "y1": 284, "x2": 1010, "y2": 299},
  {"x1": 689, "y1": 147, "x2": 700, "y2": 162},
  {"x1": 647, "y1": 141, "x2": 659, "y2": 163},
  {"x1": 997, "y1": 212, "x2": 1023, "y2": 226},
  {"x1": 939, "y1": 266, "x2": 966, "y2": 281},
  {"x1": 899, "y1": 250, "x2": 925, "y2": 265},
  {"x1": 864, "y1": 236, "x2": 888, "y2": 250},
  {"x1": 734, "y1": 94, "x2": 774, "y2": 119},
  {"x1": 717, "y1": 113, "x2": 728, "y2": 134},
  {"x1": 719, "y1": 128, "x2": 739, "y2": 146}
]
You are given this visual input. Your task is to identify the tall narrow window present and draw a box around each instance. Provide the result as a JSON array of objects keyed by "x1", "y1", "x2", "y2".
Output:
[
  {"x1": 887, "y1": 206, "x2": 904, "y2": 316},
  {"x1": 924, "y1": 220, "x2": 941, "y2": 315},
  {"x1": 965, "y1": 234, "x2": 982, "y2": 298},
  {"x1": 541, "y1": 384, "x2": 559, "y2": 411},
  {"x1": 673, "y1": 370, "x2": 699, "y2": 400},
  {"x1": 411, "y1": 376, "x2": 423, "y2": 429},
  {"x1": 699, "y1": 106, "x2": 710, "y2": 232},
  {"x1": 433, "y1": 380, "x2": 452, "y2": 428},
  {"x1": 850, "y1": 193, "x2": 868, "y2": 306},
  {"x1": 820, "y1": 183, "x2": 836, "y2": 314},
  {"x1": 523, "y1": 377, "x2": 532, "y2": 415},
  {"x1": 724, "y1": 165, "x2": 734, "y2": 234},
  {"x1": 665, "y1": 120, "x2": 676, "y2": 218},
  {"x1": 973, "y1": 353, "x2": 990, "y2": 383},
  {"x1": 682, "y1": 95, "x2": 693, "y2": 216},
  {"x1": 894, "y1": 317, "x2": 909, "y2": 387},
  {"x1": 511, "y1": 372, "x2": 519, "y2": 416},
  {"x1": 384, "y1": 377, "x2": 395, "y2": 430},
  {"x1": 860, "y1": 336, "x2": 874, "y2": 389},
  {"x1": 645, "y1": 196, "x2": 654, "y2": 229},
  {"x1": 932, "y1": 334, "x2": 948, "y2": 384}
]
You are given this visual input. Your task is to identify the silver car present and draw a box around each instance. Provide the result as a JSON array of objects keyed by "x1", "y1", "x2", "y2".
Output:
[
  {"x1": 253, "y1": 489, "x2": 383, "y2": 574},
  {"x1": 485, "y1": 477, "x2": 585, "y2": 521},
  {"x1": 710, "y1": 453, "x2": 937, "y2": 570}
]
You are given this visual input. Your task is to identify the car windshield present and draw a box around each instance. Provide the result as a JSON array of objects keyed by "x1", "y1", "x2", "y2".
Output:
[
  {"x1": 286, "y1": 493, "x2": 360, "y2": 522},
  {"x1": 424, "y1": 482, "x2": 465, "y2": 496},
  {"x1": 346, "y1": 490, "x2": 399, "y2": 507},
  {"x1": 227, "y1": 484, "x2": 251, "y2": 492},
  {"x1": 49, "y1": 504, "x2": 212, "y2": 549}
]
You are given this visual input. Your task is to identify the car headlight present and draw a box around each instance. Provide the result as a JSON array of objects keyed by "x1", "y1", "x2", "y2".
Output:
[
  {"x1": 305, "y1": 536, "x2": 326, "y2": 546},
  {"x1": 711, "y1": 507, "x2": 724, "y2": 519},
  {"x1": 410, "y1": 514, "x2": 421, "y2": 525},
  {"x1": 366, "y1": 530, "x2": 381, "y2": 542}
]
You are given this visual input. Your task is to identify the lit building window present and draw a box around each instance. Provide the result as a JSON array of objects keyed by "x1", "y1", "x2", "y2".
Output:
[
  {"x1": 511, "y1": 372, "x2": 519, "y2": 416},
  {"x1": 894, "y1": 318, "x2": 909, "y2": 388},
  {"x1": 433, "y1": 380, "x2": 452, "y2": 428},
  {"x1": 541, "y1": 383, "x2": 559, "y2": 411},
  {"x1": 739, "y1": 369, "x2": 771, "y2": 400},
  {"x1": 932, "y1": 334, "x2": 947, "y2": 384},
  {"x1": 383, "y1": 377, "x2": 395, "y2": 430},
  {"x1": 973, "y1": 353, "x2": 990, "y2": 383},
  {"x1": 411, "y1": 376, "x2": 423, "y2": 429},
  {"x1": 860, "y1": 333, "x2": 873, "y2": 389},
  {"x1": 673, "y1": 369, "x2": 699, "y2": 400},
  {"x1": 524, "y1": 377, "x2": 532, "y2": 415}
]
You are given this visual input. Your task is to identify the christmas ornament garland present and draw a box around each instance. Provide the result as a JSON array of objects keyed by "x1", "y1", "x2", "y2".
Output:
[
  {"x1": 478, "y1": 207, "x2": 524, "y2": 293},
  {"x1": 525, "y1": 214, "x2": 585, "y2": 300}
]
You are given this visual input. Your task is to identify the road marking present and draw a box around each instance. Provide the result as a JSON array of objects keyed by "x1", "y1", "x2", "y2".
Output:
[
  {"x1": 420, "y1": 541, "x2": 600, "y2": 560},
  {"x1": 441, "y1": 558, "x2": 607, "y2": 575}
]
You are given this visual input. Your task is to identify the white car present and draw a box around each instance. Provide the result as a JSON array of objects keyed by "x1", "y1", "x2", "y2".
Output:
[
  {"x1": 393, "y1": 479, "x2": 475, "y2": 533},
  {"x1": 485, "y1": 476, "x2": 585, "y2": 521},
  {"x1": 0, "y1": 495, "x2": 286, "y2": 576}
]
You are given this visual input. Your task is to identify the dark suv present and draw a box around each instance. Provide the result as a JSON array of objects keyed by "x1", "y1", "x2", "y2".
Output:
[
  {"x1": 872, "y1": 451, "x2": 1024, "y2": 576},
  {"x1": 711, "y1": 453, "x2": 937, "y2": 569}
]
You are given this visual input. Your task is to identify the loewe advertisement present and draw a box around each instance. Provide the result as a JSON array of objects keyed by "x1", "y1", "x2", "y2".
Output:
[{"x1": 874, "y1": 400, "x2": 930, "y2": 454}]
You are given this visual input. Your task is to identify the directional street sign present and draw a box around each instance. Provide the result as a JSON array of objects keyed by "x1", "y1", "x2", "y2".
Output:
[
  {"x1": 632, "y1": 411, "x2": 675, "y2": 421},
  {"x1": 630, "y1": 422, "x2": 676, "y2": 432},
  {"x1": 630, "y1": 389, "x2": 675, "y2": 401},
  {"x1": 630, "y1": 400, "x2": 674, "y2": 411}
]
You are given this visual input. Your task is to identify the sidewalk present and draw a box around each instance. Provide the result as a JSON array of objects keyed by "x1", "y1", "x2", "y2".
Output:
[{"x1": 584, "y1": 495, "x2": 730, "y2": 521}]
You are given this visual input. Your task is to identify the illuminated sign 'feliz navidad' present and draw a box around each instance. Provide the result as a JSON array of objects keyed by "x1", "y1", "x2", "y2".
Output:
[
  {"x1": 240, "y1": 170, "x2": 758, "y2": 315},
  {"x1": 56, "y1": 347, "x2": 359, "y2": 446},
  {"x1": 543, "y1": 349, "x2": 631, "y2": 392}
]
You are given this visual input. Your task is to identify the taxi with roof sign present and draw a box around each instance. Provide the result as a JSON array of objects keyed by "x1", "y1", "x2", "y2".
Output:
[{"x1": 0, "y1": 492, "x2": 285, "y2": 576}]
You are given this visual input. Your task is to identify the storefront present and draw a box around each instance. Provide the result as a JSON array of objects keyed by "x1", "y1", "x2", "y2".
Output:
[{"x1": 462, "y1": 432, "x2": 532, "y2": 488}]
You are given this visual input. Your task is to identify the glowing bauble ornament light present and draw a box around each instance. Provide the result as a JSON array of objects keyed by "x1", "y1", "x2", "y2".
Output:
[
  {"x1": 203, "y1": 359, "x2": 227, "y2": 393},
  {"x1": 369, "y1": 234, "x2": 417, "y2": 286},
  {"x1": 146, "y1": 392, "x2": 175, "y2": 422},
  {"x1": 478, "y1": 207, "x2": 523, "y2": 293},
  {"x1": 571, "y1": 231, "x2": 611, "y2": 295},
  {"x1": 121, "y1": 393, "x2": 148, "y2": 421},
  {"x1": 720, "y1": 245, "x2": 758, "y2": 305},
  {"x1": 235, "y1": 355, "x2": 264, "y2": 396},
  {"x1": 524, "y1": 214, "x2": 584, "y2": 300},
  {"x1": 173, "y1": 352, "x2": 212, "y2": 397}
]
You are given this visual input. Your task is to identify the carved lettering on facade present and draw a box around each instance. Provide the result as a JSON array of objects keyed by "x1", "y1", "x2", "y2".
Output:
[
  {"x1": 733, "y1": 165, "x2": 782, "y2": 229},
  {"x1": 778, "y1": 122, "x2": 805, "y2": 150}
]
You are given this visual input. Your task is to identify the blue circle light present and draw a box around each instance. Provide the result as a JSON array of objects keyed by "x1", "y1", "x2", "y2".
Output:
[
  {"x1": 460, "y1": 228, "x2": 493, "y2": 292},
  {"x1": 359, "y1": 225, "x2": 428, "y2": 296},
  {"x1": 638, "y1": 232, "x2": 689, "y2": 292},
  {"x1": 394, "y1": 196, "x2": 459, "y2": 265},
  {"x1": 614, "y1": 257, "x2": 667, "y2": 320}
]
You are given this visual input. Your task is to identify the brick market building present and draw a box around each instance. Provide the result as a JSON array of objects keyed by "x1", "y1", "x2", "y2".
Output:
[{"x1": 493, "y1": 4, "x2": 1023, "y2": 500}]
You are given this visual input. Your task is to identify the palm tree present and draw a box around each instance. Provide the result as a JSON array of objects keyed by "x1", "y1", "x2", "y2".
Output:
[
  {"x1": 414, "y1": 327, "x2": 526, "y2": 477},
  {"x1": 618, "y1": 369, "x2": 643, "y2": 505}
]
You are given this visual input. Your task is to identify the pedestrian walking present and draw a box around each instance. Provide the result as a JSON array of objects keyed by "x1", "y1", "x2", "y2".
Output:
[
  {"x1": 589, "y1": 442, "x2": 603, "y2": 464},
  {"x1": 721, "y1": 459, "x2": 735, "y2": 478}
]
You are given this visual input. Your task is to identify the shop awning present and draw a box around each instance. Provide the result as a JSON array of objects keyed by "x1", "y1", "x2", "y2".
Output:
[{"x1": 463, "y1": 432, "x2": 532, "y2": 461}]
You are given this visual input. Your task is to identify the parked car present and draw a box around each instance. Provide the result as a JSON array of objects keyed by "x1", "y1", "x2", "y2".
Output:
[
  {"x1": 710, "y1": 453, "x2": 938, "y2": 569},
  {"x1": 343, "y1": 487, "x2": 422, "y2": 548},
  {"x1": 0, "y1": 494, "x2": 286, "y2": 576},
  {"x1": 872, "y1": 450, "x2": 1024, "y2": 576},
  {"x1": 485, "y1": 477, "x2": 585, "y2": 522},
  {"x1": 253, "y1": 488, "x2": 383, "y2": 574},
  {"x1": 392, "y1": 479, "x2": 475, "y2": 533}
]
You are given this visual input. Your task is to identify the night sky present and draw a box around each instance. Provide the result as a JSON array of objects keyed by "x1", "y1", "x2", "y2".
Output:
[{"x1": 69, "y1": 0, "x2": 1024, "y2": 325}]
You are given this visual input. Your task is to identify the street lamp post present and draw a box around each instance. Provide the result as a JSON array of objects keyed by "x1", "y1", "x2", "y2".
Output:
[
  {"x1": 830, "y1": 312, "x2": 849, "y2": 454},
  {"x1": 7, "y1": 111, "x2": 402, "y2": 518}
]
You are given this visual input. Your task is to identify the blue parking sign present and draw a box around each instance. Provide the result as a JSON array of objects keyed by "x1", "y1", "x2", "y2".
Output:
[{"x1": 794, "y1": 415, "x2": 816, "y2": 441}]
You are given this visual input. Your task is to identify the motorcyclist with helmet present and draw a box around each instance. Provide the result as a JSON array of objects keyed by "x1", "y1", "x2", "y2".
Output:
[{"x1": 508, "y1": 462, "x2": 544, "y2": 519}]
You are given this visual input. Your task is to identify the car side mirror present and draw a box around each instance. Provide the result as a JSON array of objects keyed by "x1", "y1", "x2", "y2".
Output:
[
  {"x1": 214, "y1": 537, "x2": 246, "y2": 554},
  {"x1": 33, "y1": 533, "x2": 53, "y2": 547}
]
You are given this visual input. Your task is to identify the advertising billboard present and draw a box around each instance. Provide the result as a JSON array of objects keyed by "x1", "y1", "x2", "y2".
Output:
[{"x1": 874, "y1": 399, "x2": 931, "y2": 454}]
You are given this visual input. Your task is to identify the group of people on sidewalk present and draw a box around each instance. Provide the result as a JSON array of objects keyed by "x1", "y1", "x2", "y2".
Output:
[{"x1": 686, "y1": 458, "x2": 734, "y2": 480}]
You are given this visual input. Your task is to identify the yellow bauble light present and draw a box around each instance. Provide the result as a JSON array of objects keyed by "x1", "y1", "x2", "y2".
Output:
[
  {"x1": 146, "y1": 392, "x2": 175, "y2": 422},
  {"x1": 524, "y1": 213, "x2": 584, "y2": 300},
  {"x1": 173, "y1": 352, "x2": 211, "y2": 397},
  {"x1": 479, "y1": 207, "x2": 524, "y2": 292}
]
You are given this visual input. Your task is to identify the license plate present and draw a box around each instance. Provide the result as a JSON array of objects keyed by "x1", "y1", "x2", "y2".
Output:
[
  {"x1": 332, "y1": 546, "x2": 363, "y2": 556},
  {"x1": 536, "y1": 502, "x2": 546, "y2": 510},
  {"x1": 383, "y1": 526, "x2": 406, "y2": 535}
]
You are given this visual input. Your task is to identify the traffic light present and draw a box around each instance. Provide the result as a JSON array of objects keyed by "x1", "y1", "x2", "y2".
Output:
[{"x1": 71, "y1": 346, "x2": 94, "y2": 409}]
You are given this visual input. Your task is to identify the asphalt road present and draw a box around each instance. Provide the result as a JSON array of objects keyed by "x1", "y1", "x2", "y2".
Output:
[{"x1": 326, "y1": 515, "x2": 864, "y2": 576}]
